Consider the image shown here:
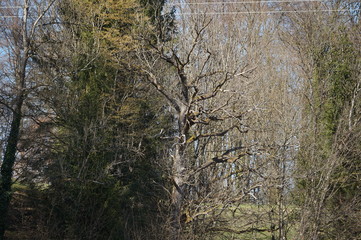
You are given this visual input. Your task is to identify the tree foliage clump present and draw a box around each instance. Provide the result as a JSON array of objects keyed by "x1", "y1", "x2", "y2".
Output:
[
  {"x1": 39, "y1": 1, "x2": 170, "y2": 239},
  {"x1": 290, "y1": 10, "x2": 361, "y2": 240}
]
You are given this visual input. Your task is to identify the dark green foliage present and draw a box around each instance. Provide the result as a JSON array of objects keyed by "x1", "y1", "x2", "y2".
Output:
[
  {"x1": 139, "y1": 0, "x2": 176, "y2": 43},
  {"x1": 139, "y1": 0, "x2": 166, "y2": 21},
  {"x1": 312, "y1": 34, "x2": 357, "y2": 139},
  {"x1": 13, "y1": 1, "x2": 172, "y2": 238},
  {"x1": 41, "y1": 47, "x2": 168, "y2": 238},
  {"x1": 296, "y1": 25, "x2": 361, "y2": 239}
]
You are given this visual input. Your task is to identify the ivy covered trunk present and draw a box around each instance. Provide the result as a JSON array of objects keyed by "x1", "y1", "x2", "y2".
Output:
[
  {"x1": 0, "y1": 99, "x2": 24, "y2": 239},
  {"x1": 0, "y1": 1, "x2": 29, "y2": 238}
]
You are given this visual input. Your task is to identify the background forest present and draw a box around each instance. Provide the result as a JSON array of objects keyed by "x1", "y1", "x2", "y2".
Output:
[{"x1": 0, "y1": 0, "x2": 360, "y2": 239}]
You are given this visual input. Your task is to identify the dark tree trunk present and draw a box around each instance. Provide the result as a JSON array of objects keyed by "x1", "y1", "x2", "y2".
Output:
[
  {"x1": 0, "y1": 98, "x2": 24, "y2": 239},
  {"x1": 0, "y1": 2, "x2": 29, "y2": 237}
]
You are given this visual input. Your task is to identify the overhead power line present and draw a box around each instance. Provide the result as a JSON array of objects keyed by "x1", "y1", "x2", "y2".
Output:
[
  {"x1": 176, "y1": 8, "x2": 358, "y2": 15},
  {"x1": 0, "y1": 6, "x2": 22, "y2": 8},
  {"x1": 171, "y1": 0, "x2": 326, "y2": 6},
  {"x1": 1, "y1": 8, "x2": 356, "y2": 18}
]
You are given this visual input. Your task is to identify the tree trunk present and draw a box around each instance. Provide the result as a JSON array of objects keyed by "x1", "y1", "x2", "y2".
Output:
[
  {"x1": 170, "y1": 144, "x2": 186, "y2": 239},
  {"x1": 0, "y1": 1, "x2": 29, "y2": 238},
  {"x1": 170, "y1": 105, "x2": 188, "y2": 240},
  {"x1": 0, "y1": 97, "x2": 24, "y2": 239}
]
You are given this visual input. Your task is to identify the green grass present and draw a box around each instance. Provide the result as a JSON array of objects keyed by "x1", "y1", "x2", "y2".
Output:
[
  {"x1": 187, "y1": 203, "x2": 299, "y2": 240},
  {"x1": 11, "y1": 182, "x2": 29, "y2": 191}
]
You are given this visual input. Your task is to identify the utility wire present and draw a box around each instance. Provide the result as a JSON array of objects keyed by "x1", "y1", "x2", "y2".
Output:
[
  {"x1": 1, "y1": 3, "x2": 358, "y2": 17},
  {"x1": 171, "y1": 0, "x2": 326, "y2": 6},
  {"x1": 1, "y1": 8, "x2": 356, "y2": 18},
  {"x1": 176, "y1": 8, "x2": 358, "y2": 15}
]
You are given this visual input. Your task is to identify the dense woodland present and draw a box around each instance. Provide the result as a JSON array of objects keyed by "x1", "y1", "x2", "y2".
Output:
[{"x1": 0, "y1": 0, "x2": 360, "y2": 239}]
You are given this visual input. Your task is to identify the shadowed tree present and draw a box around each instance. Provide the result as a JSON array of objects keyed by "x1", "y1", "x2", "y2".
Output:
[{"x1": 0, "y1": 0, "x2": 56, "y2": 238}]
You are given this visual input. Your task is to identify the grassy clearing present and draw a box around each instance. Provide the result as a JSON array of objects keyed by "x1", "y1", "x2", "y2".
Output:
[
  {"x1": 11, "y1": 182, "x2": 29, "y2": 191},
  {"x1": 187, "y1": 203, "x2": 299, "y2": 240}
]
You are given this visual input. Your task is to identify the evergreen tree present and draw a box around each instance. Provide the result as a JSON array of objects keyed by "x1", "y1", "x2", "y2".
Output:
[{"x1": 40, "y1": 0, "x2": 170, "y2": 238}]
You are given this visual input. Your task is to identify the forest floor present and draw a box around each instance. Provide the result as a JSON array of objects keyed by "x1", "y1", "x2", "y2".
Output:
[{"x1": 4, "y1": 183, "x2": 46, "y2": 240}]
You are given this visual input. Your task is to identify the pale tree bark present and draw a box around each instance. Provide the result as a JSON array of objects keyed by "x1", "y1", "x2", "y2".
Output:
[
  {"x1": 175, "y1": 2, "x2": 300, "y2": 239},
  {"x1": 137, "y1": 1, "x2": 276, "y2": 237},
  {"x1": 138, "y1": 14, "x2": 256, "y2": 237}
]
